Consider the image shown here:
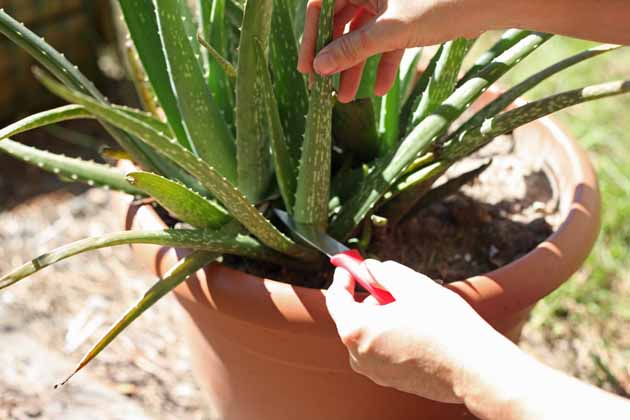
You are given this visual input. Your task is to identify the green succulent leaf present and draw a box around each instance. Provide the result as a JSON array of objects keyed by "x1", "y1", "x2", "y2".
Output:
[
  {"x1": 270, "y1": 0, "x2": 309, "y2": 164},
  {"x1": 0, "y1": 105, "x2": 91, "y2": 140},
  {"x1": 124, "y1": 44, "x2": 162, "y2": 117},
  {"x1": 378, "y1": 71, "x2": 401, "y2": 154},
  {"x1": 333, "y1": 99, "x2": 379, "y2": 162},
  {"x1": 197, "y1": 32, "x2": 237, "y2": 78},
  {"x1": 235, "y1": 0, "x2": 275, "y2": 202},
  {"x1": 446, "y1": 43, "x2": 622, "y2": 145},
  {"x1": 293, "y1": 0, "x2": 335, "y2": 229},
  {"x1": 356, "y1": 55, "x2": 381, "y2": 100},
  {"x1": 381, "y1": 160, "x2": 491, "y2": 225},
  {"x1": 444, "y1": 80, "x2": 630, "y2": 160},
  {"x1": 154, "y1": 0, "x2": 237, "y2": 181},
  {"x1": 0, "y1": 8, "x2": 165, "y2": 173},
  {"x1": 35, "y1": 70, "x2": 313, "y2": 259},
  {"x1": 293, "y1": 0, "x2": 307, "y2": 40},
  {"x1": 55, "y1": 251, "x2": 218, "y2": 388},
  {"x1": 406, "y1": 38, "x2": 473, "y2": 134},
  {"x1": 118, "y1": 0, "x2": 190, "y2": 148},
  {"x1": 0, "y1": 139, "x2": 144, "y2": 195},
  {"x1": 113, "y1": 104, "x2": 173, "y2": 136},
  {"x1": 400, "y1": 46, "x2": 441, "y2": 132},
  {"x1": 330, "y1": 32, "x2": 552, "y2": 239},
  {"x1": 255, "y1": 40, "x2": 299, "y2": 211},
  {"x1": 399, "y1": 48, "x2": 422, "y2": 105},
  {"x1": 199, "y1": 0, "x2": 236, "y2": 129},
  {"x1": 460, "y1": 29, "x2": 531, "y2": 84},
  {"x1": 126, "y1": 171, "x2": 231, "y2": 228},
  {"x1": 0, "y1": 228, "x2": 292, "y2": 291}
]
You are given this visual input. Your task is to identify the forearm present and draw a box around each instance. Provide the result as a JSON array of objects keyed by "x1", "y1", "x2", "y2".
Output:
[
  {"x1": 493, "y1": 0, "x2": 630, "y2": 45},
  {"x1": 452, "y1": 333, "x2": 630, "y2": 420}
]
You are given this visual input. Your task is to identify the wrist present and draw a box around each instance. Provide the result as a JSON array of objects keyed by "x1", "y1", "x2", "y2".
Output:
[{"x1": 451, "y1": 330, "x2": 539, "y2": 420}]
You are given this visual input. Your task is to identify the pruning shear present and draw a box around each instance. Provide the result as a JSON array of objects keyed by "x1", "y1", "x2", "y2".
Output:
[{"x1": 274, "y1": 210, "x2": 395, "y2": 305}]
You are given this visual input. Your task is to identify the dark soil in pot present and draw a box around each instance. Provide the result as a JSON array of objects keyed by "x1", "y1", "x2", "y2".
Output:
[{"x1": 218, "y1": 133, "x2": 562, "y2": 288}]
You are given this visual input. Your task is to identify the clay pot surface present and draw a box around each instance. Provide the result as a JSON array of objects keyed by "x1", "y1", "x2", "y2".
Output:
[{"x1": 116, "y1": 95, "x2": 600, "y2": 420}]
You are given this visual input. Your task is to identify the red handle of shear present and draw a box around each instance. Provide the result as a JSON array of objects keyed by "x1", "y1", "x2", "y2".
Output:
[{"x1": 329, "y1": 250, "x2": 395, "y2": 305}]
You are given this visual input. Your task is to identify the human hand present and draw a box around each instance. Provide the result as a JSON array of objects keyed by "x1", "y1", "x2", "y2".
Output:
[
  {"x1": 298, "y1": 0, "x2": 498, "y2": 103},
  {"x1": 325, "y1": 260, "x2": 517, "y2": 403}
]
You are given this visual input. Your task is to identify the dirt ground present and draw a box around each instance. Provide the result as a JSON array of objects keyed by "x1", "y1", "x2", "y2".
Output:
[
  {"x1": 0, "y1": 130, "x2": 627, "y2": 419},
  {"x1": 0, "y1": 134, "x2": 209, "y2": 419}
]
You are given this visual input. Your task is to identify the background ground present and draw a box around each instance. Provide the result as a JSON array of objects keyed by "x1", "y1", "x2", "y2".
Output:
[{"x1": 0, "y1": 34, "x2": 628, "y2": 419}]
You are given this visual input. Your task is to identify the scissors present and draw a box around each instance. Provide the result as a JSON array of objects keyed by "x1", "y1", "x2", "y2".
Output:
[{"x1": 274, "y1": 209, "x2": 395, "y2": 304}]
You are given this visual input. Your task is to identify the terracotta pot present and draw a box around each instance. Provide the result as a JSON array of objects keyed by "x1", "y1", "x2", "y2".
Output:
[{"x1": 115, "y1": 95, "x2": 600, "y2": 420}]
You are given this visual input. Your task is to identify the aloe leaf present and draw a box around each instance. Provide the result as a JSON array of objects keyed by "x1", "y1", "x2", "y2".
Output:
[
  {"x1": 255, "y1": 41, "x2": 299, "y2": 211},
  {"x1": 178, "y1": 0, "x2": 204, "y2": 68},
  {"x1": 356, "y1": 55, "x2": 381, "y2": 100},
  {"x1": 378, "y1": 71, "x2": 401, "y2": 154},
  {"x1": 406, "y1": 38, "x2": 473, "y2": 135},
  {"x1": 235, "y1": 0, "x2": 274, "y2": 202},
  {"x1": 0, "y1": 103, "x2": 169, "y2": 147},
  {"x1": 460, "y1": 29, "x2": 531, "y2": 84},
  {"x1": 444, "y1": 80, "x2": 630, "y2": 160},
  {"x1": 154, "y1": 0, "x2": 237, "y2": 181},
  {"x1": 400, "y1": 48, "x2": 422, "y2": 105},
  {"x1": 0, "y1": 228, "x2": 292, "y2": 290},
  {"x1": 293, "y1": 0, "x2": 307, "y2": 40},
  {"x1": 0, "y1": 139, "x2": 143, "y2": 195},
  {"x1": 197, "y1": 32, "x2": 237, "y2": 78},
  {"x1": 35, "y1": 71, "x2": 314, "y2": 259},
  {"x1": 381, "y1": 160, "x2": 490, "y2": 224},
  {"x1": 445, "y1": 43, "x2": 622, "y2": 146},
  {"x1": 400, "y1": 46, "x2": 441, "y2": 132},
  {"x1": 200, "y1": 0, "x2": 235, "y2": 130},
  {"x1": 126, "y1": 171, "x2": 231, "y2": 228},
  {"x1": 270, "y1": 0, "x2": 309, "y2": 163},
  {"x1": 45, "y1": 126, "x2": 103, "y2": 152},
  {"x1": 124, "y1": 44, "x2": 162, "y2": 118},
  {"x1": 225, "y1": 0, "x2": 244, "y2": 59},
  {"x1": 330, "y1": 32, "x2": 552, "y2": 239},
  {"x1": 0, "y1": 97, "x2": 196, "y2": 195},
  {"x1": 293, "y1": 0, "x2": 335, "y2": 229},
  {"x1": 55, "y1": 251, "x2": 217, "y2": 387},
  {"x1": 118, "y1": 0, "x2": 190, "y2": 148},
  {"x1": 0, "y1": 105, "x2": 91, "y2": 140},
  {"x1": 333, "y1": 99, "x2": 379, "y2": 161},
  {"x1": 0, "y1": 8, "x2": 168, "y2": 174},
  {"x1": 113, "y1": 104, "x2": 172, "y2": 135}
]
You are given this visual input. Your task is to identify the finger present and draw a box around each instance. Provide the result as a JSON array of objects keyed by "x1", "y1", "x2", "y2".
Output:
[
  {"x1": 364, "y1": 260, "x2": 440, "y2": 300},
  {"x1": 337, "y1": 62, "x2": 365, "y2": 103},
  {"x1": 299, "y1": 0, "x2": 355, "y2": 74},
  {"x1": 333, "y1": 5, "x2": 360, "y2": 39},
  {"x1": 374, "y1": 49, "x2": 405, "y2": 97},
  {"x1": 298, "y1": 1, "x2": 322, "y2": 74},
  {"x1": 326, "y1": 268, "x2": 361, "y2": 324},
  {"x1": 313, "y1": 17, "x2": 399, "y2": 76}
]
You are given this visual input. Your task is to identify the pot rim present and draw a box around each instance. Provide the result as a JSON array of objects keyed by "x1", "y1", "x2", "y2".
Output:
[{"x1": 118, "y1": 98, "x2": 600, "y2": 335}]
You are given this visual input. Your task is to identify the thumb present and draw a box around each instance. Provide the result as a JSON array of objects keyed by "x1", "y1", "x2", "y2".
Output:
[
  {"x1": 313, "y1": 18, "x2": 399, "y2": 76},
  {"x1": 364, "y1": 260, "x2": 439, "y2": 300}
]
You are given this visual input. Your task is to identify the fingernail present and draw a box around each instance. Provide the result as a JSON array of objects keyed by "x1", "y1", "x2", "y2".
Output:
[{"x1": 314, "y1": 52, "x2": 337, "y2": 75}]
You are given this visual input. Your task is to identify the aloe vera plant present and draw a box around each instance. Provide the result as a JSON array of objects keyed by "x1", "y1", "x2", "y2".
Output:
[{"x1": 0, "y1": 0, "x2": 628, "y2": 384}]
